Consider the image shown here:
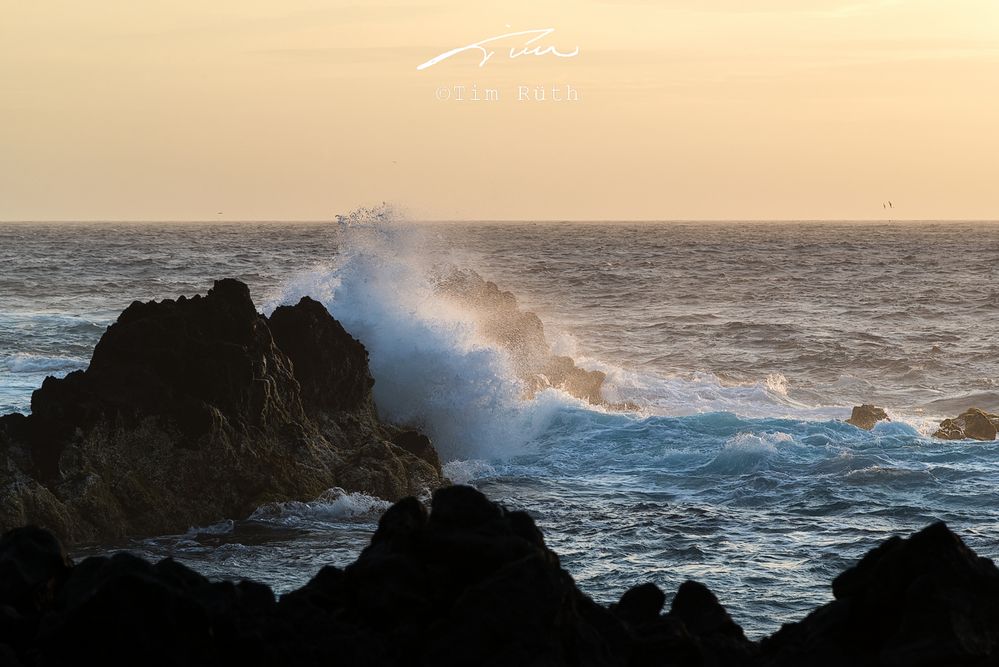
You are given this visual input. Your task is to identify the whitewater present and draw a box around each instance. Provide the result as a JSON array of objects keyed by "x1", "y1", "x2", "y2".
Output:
[{"x1": 2, "y1": 217, "x2": 998, "y2": 637}]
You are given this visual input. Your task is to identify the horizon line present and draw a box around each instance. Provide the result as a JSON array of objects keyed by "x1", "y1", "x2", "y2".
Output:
[{"x1": 3, "y1": 218, "x2": 999, "y2": 224}]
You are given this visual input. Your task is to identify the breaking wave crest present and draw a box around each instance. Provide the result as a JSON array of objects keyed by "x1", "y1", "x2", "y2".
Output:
[
  {"x1": 267, "y1": 208, "x2": 588, "y2": 460},
  {"x1": 266, "y1": 208, "x2": 927, "y2": 462}
]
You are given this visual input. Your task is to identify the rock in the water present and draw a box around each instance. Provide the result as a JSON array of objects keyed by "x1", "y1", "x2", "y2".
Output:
[
  {"x1": 0, "y1": 280, "x2": 443, "y2": 543},
  {"x1": 432, "y1": 267, "x2": 610, "y2": 406},
  {"x1": 845, "y1": 404, "x2": 889, "y2": 430},
  {"x1": 933, "y1": 408, "x2": 999, "y2": 441}
]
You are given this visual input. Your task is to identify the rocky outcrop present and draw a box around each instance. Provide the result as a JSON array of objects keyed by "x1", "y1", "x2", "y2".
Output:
[
  {"x1": 934, "y1": 408, "x2": 999, "y2": 441},
  {"x1": 760, "y1": 522, "x2": 999, "y2": 665},
  {"x1": 0, "y1": 488, "x2": 996, "y2": 666},
  {"x1": 845, "y1": 404, "x2": 890, "y2": 430},
  {"x1": 432, "y1": 268, "x2": 608, "y2": 405},
  {"x1": 0, "y1": 280, "x2": 443, "y2": 544}
]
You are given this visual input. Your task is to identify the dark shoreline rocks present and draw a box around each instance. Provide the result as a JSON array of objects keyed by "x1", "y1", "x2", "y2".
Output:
[
  {"x1": 0, "y1": 280, "x2": 444, "y2": 544},
  {"x1": 0, "y1": 487, "x2": 997, "y2": 666}
]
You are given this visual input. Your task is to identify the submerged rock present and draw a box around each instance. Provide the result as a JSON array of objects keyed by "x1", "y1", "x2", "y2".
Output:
[
  {"x1": 845, "y1": 404, "x2": 889, "y2": 430},
  {"x1": 0, "y1": 489, "x2": 996, "y2": 666},
  {"x1": 933, "y1": 408, "x2": 999, "y2": 441},
  {"x1": 0, "y1": 280, "x2": 443, "y2": 543}
]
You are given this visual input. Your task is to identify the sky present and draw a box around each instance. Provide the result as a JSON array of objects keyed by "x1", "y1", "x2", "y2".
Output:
[{"x1": 1, "y1": 0, "x2": 997, "y2": 221}]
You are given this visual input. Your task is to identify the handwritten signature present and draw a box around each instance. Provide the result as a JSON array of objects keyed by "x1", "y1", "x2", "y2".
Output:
[{"x1": 416, "y1": 28, "x2": 579, "y2": 71}]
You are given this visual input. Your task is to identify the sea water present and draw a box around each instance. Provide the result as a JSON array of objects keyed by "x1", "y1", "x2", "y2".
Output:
[{"x1": 2, "y1": 219, "x2": 998, "y2": 637}]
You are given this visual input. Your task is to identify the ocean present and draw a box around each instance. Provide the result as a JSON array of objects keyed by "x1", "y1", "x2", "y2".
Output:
[{"x1": 2, "y1": 219, "x2": 998, "y2": 638}]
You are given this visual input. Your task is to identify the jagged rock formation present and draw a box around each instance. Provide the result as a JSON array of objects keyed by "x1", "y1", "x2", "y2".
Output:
[
  {"x1": 760, "y1": 522, "x2": 999, "y2": 665},
  {"x1": 934, "y1": 408, "x2": 999, "y2": 441},
  {"x1": 0, "y1": 280, "x2": 443, "y2": 544},
  {"x1": 0, "y1": 487, "x2": 997, "y2": 666},
  {"x1": 432, "y1": 268, "x2": 607, "y2": 405},
  {"x1": 845, "y1": 404, "x2": 890, "y2": 430}
]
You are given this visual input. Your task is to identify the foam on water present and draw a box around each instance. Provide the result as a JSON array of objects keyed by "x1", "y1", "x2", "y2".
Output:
[
  {"x1": 266, "y1": 215, "x2": 587, "y2": 461},
  {"x1": 599, "y1": 365, "x2": 848, "y2": 422},
  {"x1": 248, "y1": 488, "x2": 392, "y2": 528},
  {"x1": 701, "y1": 431, "x2": 794, "y2": 475},
  {"x1": 4, "y1": 353, "x2": 88, "y2": 374},
  {"x1": 186, "y1": 519, "x2": 236, "y2": 537},
  {"x1": 265, "y1": 214, "x2": 878, "y2": 466},
  {"x1": 442, "y1": 459, "x2": 497, "y2": 485}
]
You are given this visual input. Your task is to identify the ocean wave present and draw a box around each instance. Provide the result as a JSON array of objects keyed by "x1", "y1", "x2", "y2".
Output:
[
  {"x1": 443, "y1": 459, "x2": 496, "y2": 485},
  {"x1": 266, "y1": 211, "x2": 586, "y2": 461},
  {"x1": 700, "y1": 432, "x2": 795, "y2": 475},
  {"x1": 598, "y1": 366, "x2": 846, "y2": 422},
  {"x1": 248, "y1": 488, "x2": 391, "y2": 528},
  {"x1": 262, "y1": 210, "x2": 955, "y2": 464},
  {"x1": 185, "y1": 519, "x2": 235, "y2": 537},
  {"x1": 3, "y1": 353, "x2": 88, "y2": 374}
]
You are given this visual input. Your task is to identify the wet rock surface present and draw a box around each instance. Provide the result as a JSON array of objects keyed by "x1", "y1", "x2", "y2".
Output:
[
  {"x1": 0, "y1": 280, "x2": 443, "y2": 544},
  {"x1": 934, "y1": 408, "x2": 999, "y2": 441},
  {"x1": 846, "y1": 404, "x2": 890, "y2": 430},
  {"x1": 433, "y1": 267, "x2": 610, "y2": 406},
  {"x1": 0, "y1": 488, "x2": 996, "y2": 666}
]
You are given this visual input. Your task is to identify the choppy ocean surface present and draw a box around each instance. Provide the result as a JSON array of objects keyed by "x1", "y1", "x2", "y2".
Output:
[{"x1": 2, "y1": 220, "x2": 998, "y2": 637}]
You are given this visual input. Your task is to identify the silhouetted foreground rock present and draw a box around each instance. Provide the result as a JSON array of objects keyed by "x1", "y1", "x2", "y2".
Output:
[
  {"x1": 760, "y1": 521, "x2": 999, "y2": 666},
  {"x1": 0, "y1": 488, "x2": 996, "y2": 666},
  {"x1": 846, "y1": 404, "x2": 890, "y2": 430},
  {"x1": 934, "y1": 408, "x2": 999, "y2": 441},
  {"x1": 0, "y1": 280, "x2": 443, "y2": 544}
]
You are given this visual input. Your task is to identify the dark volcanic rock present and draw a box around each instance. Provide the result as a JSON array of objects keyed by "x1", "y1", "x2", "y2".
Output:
[
  {"x1": 670, "y1": 581, "x2": 756, "y2": 664},
  {"x1": 0, "y1": 491, "x2": 994, "y2": 666},
  {"x1": 0, "y1": 487, "x2": 755, "y2": 667},
  {"x1": 846, "y1": 404, "x2": 890, "y2": 430},
  {"x1": 268, "y1": 296, "x2": 373, "y2": 414},
  {"x1": 0, "y1": 280, "x2": 443, "y2": 543},
  {"x1": 0, "y1": 526, "x2": 70, "y2": 615},
  {"x1": 390, "y1": 430, "x2": 441, "y2": 470},
  {"x1": 760, "y1": 522, "x2": 999, "y2": 666},
  {"x1": 934, "y1": 408, "x2": 999, "y2": 441}
]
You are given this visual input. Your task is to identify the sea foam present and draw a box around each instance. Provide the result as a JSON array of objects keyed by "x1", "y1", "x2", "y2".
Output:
[
  {"x1": 266, "y1": 211, "x2": 579, "y2": 461},
  {"x1": 263, "y1": 211, "x2": 930, "y2": 463}
]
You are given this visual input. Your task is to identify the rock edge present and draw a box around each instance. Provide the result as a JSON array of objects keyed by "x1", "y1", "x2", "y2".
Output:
[{"x1": 0, "y1": 280, "x2": 444, "y2": 544}]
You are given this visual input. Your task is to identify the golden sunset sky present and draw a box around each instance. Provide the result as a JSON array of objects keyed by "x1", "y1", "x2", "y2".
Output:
[{"x1": 1, "y1": 0, "x2": 997, "y2": 220}]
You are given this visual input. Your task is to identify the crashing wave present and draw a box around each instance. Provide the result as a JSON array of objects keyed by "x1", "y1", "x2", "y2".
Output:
[
  {"x1": 267, "y1": 207, "x2": 893, "y2": 459},
  {"x1": 430, "y1": 266, "x2": 612, "y2": 406}
]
